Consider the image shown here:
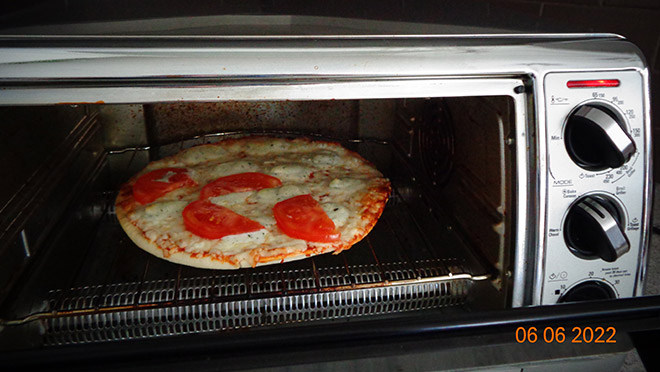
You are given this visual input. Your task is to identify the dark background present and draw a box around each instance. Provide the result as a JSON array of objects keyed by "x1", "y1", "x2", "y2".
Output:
[{"x1": 1, "y1": 0, "x2": 658, "y2": 175}]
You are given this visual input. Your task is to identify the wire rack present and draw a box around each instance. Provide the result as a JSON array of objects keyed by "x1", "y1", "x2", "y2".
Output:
[{"x1": 1, "y1": 133, "x2": 490, "y2": 346}]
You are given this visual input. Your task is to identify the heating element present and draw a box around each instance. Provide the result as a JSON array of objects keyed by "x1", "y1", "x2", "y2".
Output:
[{"x1": 0, "y1": 132, "x2": 490, "y2": 346}]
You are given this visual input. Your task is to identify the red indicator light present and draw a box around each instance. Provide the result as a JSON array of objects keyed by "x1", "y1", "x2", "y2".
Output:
[{"x1": 567, "y1": 79, "x2": 620, "y2": 88}]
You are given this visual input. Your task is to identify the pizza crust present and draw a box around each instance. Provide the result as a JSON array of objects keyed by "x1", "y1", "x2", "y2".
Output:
[{"x1": 115, "y1": 136, "x2": 391, "y2": 269}]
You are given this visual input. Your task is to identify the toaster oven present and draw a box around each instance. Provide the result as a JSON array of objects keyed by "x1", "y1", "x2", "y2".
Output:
[{"x1": 0, "y1": 32, "x2": 659, "y2": 370}]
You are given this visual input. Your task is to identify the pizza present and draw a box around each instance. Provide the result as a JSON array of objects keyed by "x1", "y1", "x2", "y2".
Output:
[{"x1": 115, "y1": 136, "x2": 391, "y2": 269}]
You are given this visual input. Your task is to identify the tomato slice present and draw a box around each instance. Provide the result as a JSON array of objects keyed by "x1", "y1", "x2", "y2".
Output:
[
  {"x1": 183, "y1": 200, "x2": 264, "y2": 239},
  {"x1": 200, "y1": 172, "x2": 282, "y2": 199},
  {"x1": 273, "y1": 194, "x2": 340, "y2": 243},
  {"x1": 133, "y1": 168, "x2": 197, "y2": 205}
]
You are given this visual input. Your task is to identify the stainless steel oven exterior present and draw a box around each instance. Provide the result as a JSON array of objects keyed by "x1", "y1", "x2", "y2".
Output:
[{"x1": 0, "y1": 33, "x2": 652, "y2": 309}]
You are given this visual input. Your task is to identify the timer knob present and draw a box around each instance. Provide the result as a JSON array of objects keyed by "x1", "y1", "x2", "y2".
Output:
[
  {"x1": 558, "y1": 281, "x2": 616, "y2": 303},
  {"x1": 564, "y1": 195, "x2": 630, "y2": 262},
  {"x1": 564, "y1": 104, "x2": 635, "y2": 170}
]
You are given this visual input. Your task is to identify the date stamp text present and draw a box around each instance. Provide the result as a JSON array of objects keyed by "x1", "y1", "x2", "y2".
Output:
[{"x1": 515, "y1": 326, "x2": 616, "y2": 344}]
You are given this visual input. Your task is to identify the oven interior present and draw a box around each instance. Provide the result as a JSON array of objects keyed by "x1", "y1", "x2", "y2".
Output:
[{"x1": 0, "y1": 96, "x2": 516, "y2": 349}]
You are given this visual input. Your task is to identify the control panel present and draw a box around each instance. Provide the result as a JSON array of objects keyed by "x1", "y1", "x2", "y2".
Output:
[{"x1": 542, "y1": 71, "x2": 647, "y2": 305}]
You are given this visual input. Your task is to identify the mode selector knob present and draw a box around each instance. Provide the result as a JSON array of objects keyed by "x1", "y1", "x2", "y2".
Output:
[
  {"x1": 564, "y1": 104, "x2": 635, "y2": 170},
  {"x1": 564, "y1": 195, "x2": 630, "y2": 262}
]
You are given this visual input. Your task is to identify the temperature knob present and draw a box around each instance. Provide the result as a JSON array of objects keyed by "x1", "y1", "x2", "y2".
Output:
[
  {"x1": 564, "y1": 104, "x2": 635, "y2": 170},
  {"x1": 564, "y1": 195, "x2": 630, "y2": 262}
]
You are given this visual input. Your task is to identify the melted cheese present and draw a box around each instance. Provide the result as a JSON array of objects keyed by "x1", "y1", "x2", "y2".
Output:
[
  {"x1": 134, "y1": 200, "x2": 188, "y2": 245},
  {"x1": 321, "y1": 202, "x2": 349, "y2": 227},
  {"x1": 270, "y1": 164, "x2": 312, "y2": 182},
  {"x1": 210, "y1": 191, "x2": 253, "y2": 206},
  {"x1": 198, "y1": 160, "x2": 261, "y2": 181},
  {"x1": 214, "y1": 229, "x2": 268, "y2": 255},
  {"x1": 178, "y1": 145, "x2": 228, "y2": 165},
  {"x1": 312, "y1": 150, "x2": 341, "y2": 166}
]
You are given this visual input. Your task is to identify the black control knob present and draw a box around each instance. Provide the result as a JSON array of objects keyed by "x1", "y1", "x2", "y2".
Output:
[
  {"x1": 564, "y1": 195, "x2": 630, "y2": 262},
  {"x1": 564, "y1": 104, "x2": 635, "y2": 170},
  {"x1": 558, "y1": 281, "x2": 616, "y2": 303}
]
